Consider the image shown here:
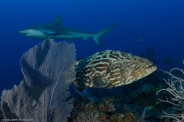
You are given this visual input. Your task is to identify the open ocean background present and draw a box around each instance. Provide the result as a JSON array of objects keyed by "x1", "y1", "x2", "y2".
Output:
[{"x1": 0, "y1": 0, "x2": 184, "y2": 94}]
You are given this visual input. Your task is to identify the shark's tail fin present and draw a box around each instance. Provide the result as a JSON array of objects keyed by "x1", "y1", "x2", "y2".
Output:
[{"x1": 93, "y1": 24, "x2": 117, "y2": 46}]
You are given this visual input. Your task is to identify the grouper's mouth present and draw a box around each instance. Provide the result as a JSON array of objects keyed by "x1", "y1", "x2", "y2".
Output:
[
  {"x1": 130, "y1": 63, "x2": 157, "y2": 84},
  {"x1": 144, "y1": 64, "x2": 157, "y2": 75},
  {"x1": 145, "y1": 64, "x2": 157, "y2": 70}
]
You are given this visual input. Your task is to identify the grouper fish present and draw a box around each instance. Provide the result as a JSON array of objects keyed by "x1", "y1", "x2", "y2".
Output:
[{"x1": 74, "y1": 50, "x2": 157, "y2": 90}]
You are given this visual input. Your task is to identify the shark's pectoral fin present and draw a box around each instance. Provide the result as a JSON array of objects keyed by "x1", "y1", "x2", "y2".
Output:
[
  {"x1": 83, "y1": 37, "x2": 88, "y2": 40},
  {"x1": 71, "y1": 38, "x2": 78, "y2": 41},
  {"x1": 52, "y1": 14, "x2": 62, "y2": 26}
]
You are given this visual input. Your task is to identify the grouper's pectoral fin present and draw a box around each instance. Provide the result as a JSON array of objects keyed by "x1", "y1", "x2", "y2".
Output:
[
  {"x1": 92, "y1": 76, "x2": 110, "y2": 88},
  {"x1": 52, "y1": 14, "x2": 62, "y2": 26}
]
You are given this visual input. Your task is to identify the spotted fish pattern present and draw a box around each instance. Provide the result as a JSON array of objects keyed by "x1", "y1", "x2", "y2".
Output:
[{"x1": 74, "y1": 50, "x2": 157, "y2": 89}]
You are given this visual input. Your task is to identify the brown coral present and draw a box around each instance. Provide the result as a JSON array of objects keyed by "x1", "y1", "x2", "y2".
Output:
[
  {"x1": 85, "y1": 101, "x2": 95, "y2": 111},
  {"x1": 98, "y1": 103, "x2": 106, "y2": 111},
  {"x1": 98, "y1": 97, "x2": 116, "y2": 113},
  {"x1": 110, "y1": 113, "x2": 124, "y2": 122}
]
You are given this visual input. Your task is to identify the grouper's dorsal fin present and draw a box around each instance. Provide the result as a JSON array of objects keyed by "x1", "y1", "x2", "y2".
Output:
[{"x1": 52, "y1": 15, "x2": 62, "y2": 26}]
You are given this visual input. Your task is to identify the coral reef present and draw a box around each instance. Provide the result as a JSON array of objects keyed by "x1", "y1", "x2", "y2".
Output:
[
  {"x1": 70, "y1": 69, "x2": 175, "y2": 122},
  {"x1": 1, "y1": 39, "x2": 76, "y2": 122},
  {"x1": 98, "y1": 97, "x2": 116, "y2": 113},
  {"x1": 73, "y1": 109, "x2": 104, "y2": 122},
  {"x1": 71, "y1": 97, "x2": 140, "y2": 122}
]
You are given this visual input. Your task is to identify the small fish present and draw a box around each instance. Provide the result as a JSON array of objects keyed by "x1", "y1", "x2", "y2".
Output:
[
  {"x1": 74, "y1": 50, "x2": 157, "y2": 90},
  {"x1": 138, "y1": 37, "x2": 144, "y2": 42}
]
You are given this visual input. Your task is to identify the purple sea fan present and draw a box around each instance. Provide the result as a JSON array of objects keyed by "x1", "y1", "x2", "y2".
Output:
[{"x1": 1, "y1": 39, "x2": 76, "y2": 122}]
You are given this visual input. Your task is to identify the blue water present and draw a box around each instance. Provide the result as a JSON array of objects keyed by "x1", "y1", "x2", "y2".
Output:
[{"x1": 0, "y1": 0, "x2": 184, "y2": 93}]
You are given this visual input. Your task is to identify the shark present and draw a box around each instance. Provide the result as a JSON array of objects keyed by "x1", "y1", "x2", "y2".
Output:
[{"x1": 19, "y1": 15, "x2": 117, "y2": 46}]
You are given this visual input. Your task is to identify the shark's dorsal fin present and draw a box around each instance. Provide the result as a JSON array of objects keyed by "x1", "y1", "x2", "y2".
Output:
[{"x1": 52, "y1": 15, "x2": 62, "y2": 26}]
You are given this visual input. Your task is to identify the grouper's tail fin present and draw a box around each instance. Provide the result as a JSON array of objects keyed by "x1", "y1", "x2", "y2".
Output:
[{"x1": 93, "y1": 24, "x2": 117, "y2": 46}]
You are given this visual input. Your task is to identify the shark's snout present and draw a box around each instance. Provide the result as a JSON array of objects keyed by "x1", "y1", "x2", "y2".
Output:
[
  {"x1": 19, "y1": 29, "x2": 28, "y2": 34},
  {"x1": 19, "y1": 28, "x2": 45, "y2": 38}
]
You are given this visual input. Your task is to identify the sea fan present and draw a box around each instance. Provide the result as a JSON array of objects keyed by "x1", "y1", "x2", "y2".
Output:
[
  {"x1": 1, "y1": 39, "x2": 76, "y2": 122},
  {"x1": 157, "y1": 68, "x2": 184, "y2": 122}
]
